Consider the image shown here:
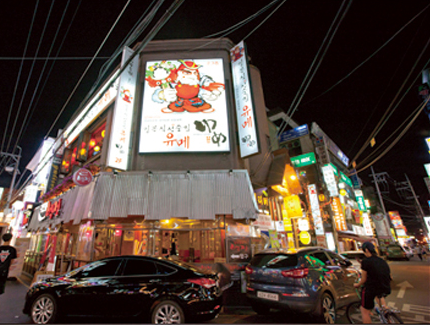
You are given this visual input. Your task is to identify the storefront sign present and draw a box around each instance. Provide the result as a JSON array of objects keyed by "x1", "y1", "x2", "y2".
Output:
[
  {"x1": 423, "y1": 216, "x2": 430, "y2": 234},
  {"x1": 73, "y1": 168, "x2": 93, "y2": 186},
  {"x1": 290, "y1": 152, "x2": 316, "y2": 168},
  {"x1": 372, "y1": 213, "x2": 391, "y2": 238},
  {"x1": 23, "y1": 185, "x2": 39, "y2": 203},
  {"x1": 308, "y1": 184, "x2": 324, "y2": 235},
  {"x1": 331, "y1": 197, "x2": 347, "y2": 231},
  {"x1": 325, "y1": 232, "x2": 336, "y2": 251},
  {"x1": 349, "y1": 169, "x2": 362, "y2": 189},
  {"x1": 395, "y1": 228, "x2": 407, "y2": 237},
  {"x1": 316, "y1": 235, "x2": 327, "y2": 248},
  {"x1": 226, "y1": 237, "x2": 251, "y2": 263},
  {"x1": 298, "y1": 218, "x2": 310, "y2": 231},
  {"x1": 64, "y1": 73, "x2": 118, "y2": 146},
  {"x1": 299, "y1": 231, "x2": 311, "y2": 245},
  {"x1": 107, "y1": 46, "x2": 139, "y2": 170},
  {"x1": 354, "y1": 190, "x2": 367, "y2": 211},
  {"x1": 314, "y1": 144, "x2": 330, "y2": 165},
  {"x1": 45, "y1": 199, "x2": 62, "y2": 219},
  {"x1": 268, "y1": 229, "x2": 281, "y2": 249},
  {"x1": 322, "y1": 165, "x2": 339, "y2": 197},
  {"x1": 227, "y1": 225, "x2": 250, "y2": 237},
  {"x1": 281, "y1": 207, "x2": 293, "y2": 232},
  {"x1": 279, "y1": 124, "x2": 309, "y2": 143},
  {"x1": 424, "y1": 163, "x2": 430, "y2": 177},
  {"x1": 311, "y1": 122, "x2": 349, "y2": 166},
  {"x1": 353, "y1": 225, "x2": 365, "y2": 236},
  {"x1": 362, "y1": 213, "x2": 373, "y2": 236},
  {"x1": 231, "y1": 41, "x2": 259, "y2": 158},
  {"x1": 140, "y1": 58, "x2": 230, "y2": 153},
  {"x1": 339, "y1": 171, "x2": 353, "y2": 187},
  {"x1": 252, "y1": 214, "x2": 274, "y2": 230},
  {"x1": 46, "y1": 154, "x2": 62, "y2": 192}
]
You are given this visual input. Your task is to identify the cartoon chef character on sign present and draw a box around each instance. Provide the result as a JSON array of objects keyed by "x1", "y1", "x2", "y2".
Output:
[{"x1": 146, "y1": 60, "x2": 225, "y2": 113}]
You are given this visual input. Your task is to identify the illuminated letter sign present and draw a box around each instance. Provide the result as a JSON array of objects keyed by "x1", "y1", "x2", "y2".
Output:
[
  {"x1": 354, "y1": 190, "x2": 367, "y2": 212},
  {"x1": 322, "y1": 165, "x2": 339, "y2": 197},
  {"x1": 362, "y1": 212, "x2": 373, "y2": 236},
  {"x1": 139, "y1": 58, "x2": 230, "y2": 153},
  {"x1": 107, "y1": 47, "x2": 139, "y2": 170},
  {"x1": 291, "y1": 152, "x2": 316, "y2": 168},
  {"x1": 331, "y1": 197, "x2": 347, "y2": 231},
  {"x1": 231, "y1": 41, "x2": 260, "y2": 158}
]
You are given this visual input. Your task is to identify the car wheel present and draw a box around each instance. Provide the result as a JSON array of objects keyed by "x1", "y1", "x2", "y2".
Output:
[
  {"x1": 251, "y1": 302, "x2": 271, "y2": 315},
  {"x1": 318, "y1": 293, "x2": 336, "y2": 324},
  {"x1": 30, "y1": 294, "x2": 58, "y2": 324},
  {"x1": 151, "y1": 300, "x2": 184, "y2": 324}
]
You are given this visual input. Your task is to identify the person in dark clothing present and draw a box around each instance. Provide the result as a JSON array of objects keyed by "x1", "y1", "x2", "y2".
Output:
[
  {"x1": 0, "y1": 233, "x2": 17, "y2": 295},
  {"x1": 354, "y1": 241, "x2": 391, "y2": 324}
]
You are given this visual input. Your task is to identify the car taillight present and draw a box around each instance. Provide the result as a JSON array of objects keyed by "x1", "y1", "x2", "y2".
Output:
[
  {"x1": 281, "y1": 267, "x2": 309, "y2": 278},
  {"x1": 187, "y1": 278, "x2": 216, "y2": 289},
  {"x1": 245, "y1": 265, "x2": 254, "y2": 274}
]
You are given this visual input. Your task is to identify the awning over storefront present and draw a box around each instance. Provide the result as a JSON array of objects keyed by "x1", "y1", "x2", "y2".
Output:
[
  {"x1": 337, "y1": 230, "x2": 377, "y2": 244},
  {"x1": 90, "y1": 170, "x2": 259, "y2": 221}
]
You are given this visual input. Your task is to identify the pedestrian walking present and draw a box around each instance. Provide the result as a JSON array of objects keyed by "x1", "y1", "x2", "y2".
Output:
[
  {"x1": 421, "y1": 245, "x2": 427, "y2": 261},
  {"x1": 0, "y1": 233, "x2": 17, "y2": 295},
  {"x1": 416, "y1": 245, "x2": 423, "y2": 261}
]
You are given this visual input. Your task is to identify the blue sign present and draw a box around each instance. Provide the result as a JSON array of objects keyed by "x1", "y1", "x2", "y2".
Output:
[
  {"x1": 279, "y1": 124, "x2": 309, "y2": 143},
  {"x1": 349, "y1": 169, "x2": 362, "y2": 189}
]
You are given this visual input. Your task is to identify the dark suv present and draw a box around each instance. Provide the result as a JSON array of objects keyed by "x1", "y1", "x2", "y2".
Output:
[{"x1": 245, "y1": 247, "x2": 360, "y2": 323}]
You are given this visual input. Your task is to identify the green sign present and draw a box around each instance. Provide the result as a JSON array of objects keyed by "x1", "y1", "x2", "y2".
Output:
[
  {"x1": 339, "y1": 171, "x2": 353, "y2": 187},
  {"x1": 291, "y1": 152, "x2": 316, "y2": 167},
  {"x1": 354, "y1": 190, "x2": 367, "y2": 212},
  {"x1": 329, "y1": 163, "x2": 338, "y2": 176}
]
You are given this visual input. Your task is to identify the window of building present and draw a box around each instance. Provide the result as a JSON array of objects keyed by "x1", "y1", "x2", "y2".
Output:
[{"x1": 88, "y1": 122, "x2": 106, "y2": 158}]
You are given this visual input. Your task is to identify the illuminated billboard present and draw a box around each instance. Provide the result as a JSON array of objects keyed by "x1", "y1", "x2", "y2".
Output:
[
  {"x1": 139, "y1": 59, "x2": 230, "y2": 153},
  {"x1": 388, "y1": 211, "x2": 404, "y2": 229}
]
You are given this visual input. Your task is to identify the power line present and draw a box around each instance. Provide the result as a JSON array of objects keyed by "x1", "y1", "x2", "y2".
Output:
[
  {"x1": 302, "y1": 2, "x2": 430, "y2": 107},
  {"x1": 0, "y1": 56, "x2": 110, "y2": 60}
]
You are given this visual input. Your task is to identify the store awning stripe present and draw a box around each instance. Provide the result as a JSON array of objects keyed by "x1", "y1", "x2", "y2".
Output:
[
  {"x1": 62, "y1": 187, "x2": 79, "y2": 223},
  {"x1": 72, "y1": 181, "x2": 95, "y2": 224},
  {"x1": 89, "y1": 173, "x2": 115, "y2": 220},
  {"x1": 191, "y1": 174, "x2": 215, "y2": 220}
]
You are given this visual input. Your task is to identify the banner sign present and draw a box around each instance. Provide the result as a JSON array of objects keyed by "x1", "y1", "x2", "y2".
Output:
[
  {"x1": 231, "y1": 41, "x2": 260, "y2": 158},
  {"x1": 354, "y1": 190, "x2": 367, "y2": 212},
  {"x1": 388, "y1": 211, "x2": 404, "y2": 229},
  {"x1": 372, "y1": 213, "x2": 391, "y2": 238},
  {"x1": 424, "y1": 216, "x2": 430, "y2": 235},
  {"x1": 362, "y1": 212, "x2": 374, "y2": 236},
  {"x1": 339, "y1": 171, "x2": 353, "y2": 187},
  {"x1": 308, "y1": 184, "x2": 324, "y2": 235},
  {"x1": 107, "y1": 47, "x2": 139, "y2": 170},
  {"x1": 140, "y1": 58, "x2": 230, "y2": 153},
  {"x1": 279, "y1": 124, "x2": 309, "y2": 143}
]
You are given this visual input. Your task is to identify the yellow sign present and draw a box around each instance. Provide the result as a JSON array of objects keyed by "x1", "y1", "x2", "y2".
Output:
[
  {"x1": 318, "y1": 194, "x2": 325, "y2": 202},
  {"x1": 284, "y1": 195, "x2": 302, "y2": 218},
  {"x1": 281, "y1": 207, "x2": 293, "y2": 232},
  {"x1": 331, "y1": 197, "x2": 347, "y2": 231},
  {"x1": 339, "y1": 189, "x2": 347, "y2": 196},
  {"x1": 299, "y1": 231, "x2": 311, "y2": 245}
]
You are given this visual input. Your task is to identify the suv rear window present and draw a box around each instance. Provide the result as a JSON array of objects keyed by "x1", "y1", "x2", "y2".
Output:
[{"x1": 250, "y1": 254, "x2": 298, "y2": 268}]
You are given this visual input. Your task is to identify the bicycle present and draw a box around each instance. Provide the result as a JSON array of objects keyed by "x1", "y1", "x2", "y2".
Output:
[{"x1": 346, "y1": 289, "x2": 403, "y2": 324}]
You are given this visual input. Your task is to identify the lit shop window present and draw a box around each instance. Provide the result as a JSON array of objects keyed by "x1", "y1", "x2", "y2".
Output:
[
  {"x1": 70, "y1": 142, "x2": 80, "y2": 169},
  {"x1": 88, "y1": 122, "x2": 106, "y2": 158}
]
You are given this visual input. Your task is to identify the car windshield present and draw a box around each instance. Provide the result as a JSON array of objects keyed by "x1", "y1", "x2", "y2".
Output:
[
  {"x1": 250, "y1": 254, "x2": 298, "y2": 268},
  {"x1": 388, "y1": 246, "x2": 402, "y2": 252}
]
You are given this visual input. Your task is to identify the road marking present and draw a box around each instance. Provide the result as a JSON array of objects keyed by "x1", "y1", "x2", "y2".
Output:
[
  {"x1": 396, "y1": 281, "x2": 413, "y2": 298},
  {"x1": 402, "y1": 303, "x2": 430, "y2": 316},
  {"x1": 387, "y1": 301, "x2": 396, "y2": 308},
  {"x1": 401, "y1": 315, "x2": 430, "y2": 324}
]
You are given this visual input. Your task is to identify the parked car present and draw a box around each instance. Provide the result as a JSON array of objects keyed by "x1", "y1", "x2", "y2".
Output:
[
  {"x1": 386, "y1": 244, "x2": 409, "y2": 260},
  {"x1": 245, "y1": 247, "x2": 360, "y2": 323},
  {"x1": 23, "y1": 256, "x2": 222, "y2": 324},
  {"x1": 340, "y1": 251, "x2": 366, "y2": 272}
]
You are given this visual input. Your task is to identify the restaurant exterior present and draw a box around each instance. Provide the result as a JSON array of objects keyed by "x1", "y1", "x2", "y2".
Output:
[{"x1": 22, "y1": 38, "x2": 274, "y2": 281}]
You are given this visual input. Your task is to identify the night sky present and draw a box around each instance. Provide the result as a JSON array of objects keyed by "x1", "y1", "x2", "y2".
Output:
[{"x1": 1, "y1": 1, "x2": 429, "y2": 232}]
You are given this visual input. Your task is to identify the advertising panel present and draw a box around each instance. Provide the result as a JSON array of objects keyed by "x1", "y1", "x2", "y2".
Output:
[
  {"x1": 311, "y1": 122, "x2": 349, "y2": 166},
  {"x1": 308, "y1": 184, "x2": 324, "y2": 235},
  {"x1": 139, "y1": 58, "x2": 230, "y2": 153},
  {"x1": 354, "y1": 189, "x2": 367, "y2": 212},
  {"x1": 322, "y1": 165, "x2": 339, "y2": 197},
  {"x1": 372, "y1": 213, "x2": 391, "y2": 238},
  {"x1": 388, "y1": 211, "x2": 404, "y2": 229},
  {"x1": 331, "y1": 197, "x2": 347, "y2": 231},
  {"x1": 107, "y1": 47, "x2": 139, "y2": 170},
  {"x1": 227, "y1": 237, "x2": 251, "y2": 263},
  {"x1": 231, "y1": 41, "x2": 259, "y2": 158}
]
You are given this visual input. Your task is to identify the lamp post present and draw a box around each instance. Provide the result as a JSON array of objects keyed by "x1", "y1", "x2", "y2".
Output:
[{"x1": 1, "y1": 146, "x2": 21, "y2": 222}]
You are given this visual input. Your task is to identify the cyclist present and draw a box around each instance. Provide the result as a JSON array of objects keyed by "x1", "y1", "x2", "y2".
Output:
[{"x1": 353, "y1": 241, "x2": 391, "y2": 324}]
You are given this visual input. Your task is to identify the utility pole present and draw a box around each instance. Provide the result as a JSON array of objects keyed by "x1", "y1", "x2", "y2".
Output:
[
  {"x1": 0, "y1": 146, "x2": 21, "y2": 222},
  {"x1": 370, "y1": 166, "x2": 395, "y2": 243},
  {"x1": 404, "y1": 174, "x2": 428, "y2": 237}
]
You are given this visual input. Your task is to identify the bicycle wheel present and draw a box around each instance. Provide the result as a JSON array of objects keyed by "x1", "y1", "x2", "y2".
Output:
[{"x1": 385, "y1": 311, "x2": 404, "y2": 324}]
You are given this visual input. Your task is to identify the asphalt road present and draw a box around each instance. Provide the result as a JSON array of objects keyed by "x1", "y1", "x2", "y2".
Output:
[{"x1": 1, "y1": 256, "x2": 428, "y2": 324}]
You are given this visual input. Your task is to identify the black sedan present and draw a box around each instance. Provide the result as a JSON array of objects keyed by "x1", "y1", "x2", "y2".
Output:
[{"x1": 23, "y1": 256, "x2": 223, "y2": 324}]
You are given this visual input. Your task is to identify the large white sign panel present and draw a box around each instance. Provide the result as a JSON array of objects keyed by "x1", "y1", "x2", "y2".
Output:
[
  {"x1": 64, "y1": 73, "x2": 119, "y2": 146},
  {"x1": 322, "y1": 165, "x2": 339, "y2": 197},
  {"x1": 424, "y1": 216, "x2": 430, "y2": 235},
  {"x1": 362, "y1": 212, "x2": 374, "y2": 236},
  {"x1": 231, "y1": 41, "x2": 259, "y2": 158},
  {"x1": 308, "y1": 184, "x2": 324, "y2": 235},
  {"x1": 139, "y1": 58, "x2": 230, "y2": 153},
  {"x1": 107, "y1": 47, "x2": 139, "y2": 170}
]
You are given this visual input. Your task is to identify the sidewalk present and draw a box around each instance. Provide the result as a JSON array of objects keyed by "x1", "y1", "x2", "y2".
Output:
[{"x1": 0, "y1": 275, "x2": 32, "y2": 324}]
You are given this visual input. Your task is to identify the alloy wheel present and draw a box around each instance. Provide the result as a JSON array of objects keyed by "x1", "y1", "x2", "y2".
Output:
[
  {"x1": 31, "y1": 296, "x2": 55, "y2": 324},
  {"x1": 153, "y1": 302, "x2": 183, "y2": 324},
  {"x1": 322, "y1": 295, "x2": 336, "y2": 324}
]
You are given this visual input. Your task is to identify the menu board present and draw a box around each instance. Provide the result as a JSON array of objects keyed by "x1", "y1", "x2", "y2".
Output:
[{"x1": 226, "y1": 237, "x2": 251, "y2": 263}]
